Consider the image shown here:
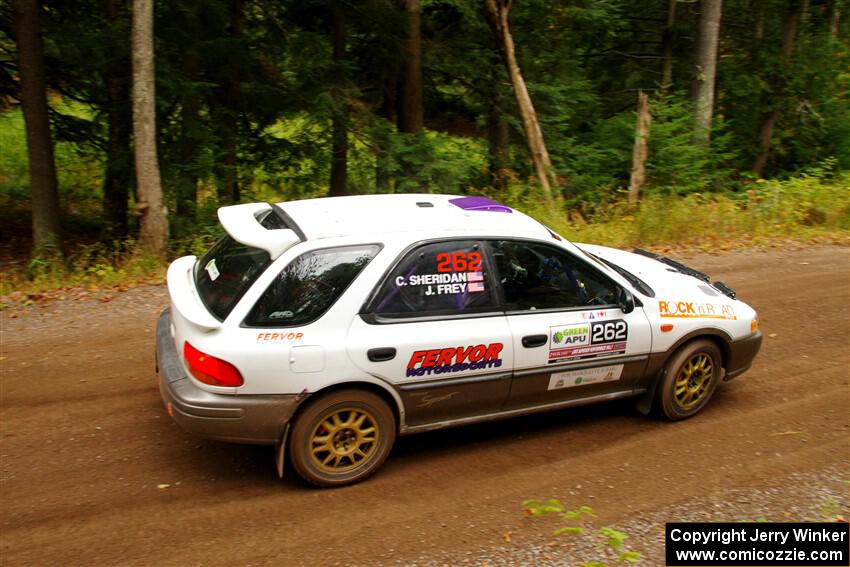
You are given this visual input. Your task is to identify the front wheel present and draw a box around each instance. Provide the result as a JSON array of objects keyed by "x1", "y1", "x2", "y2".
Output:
[
  {"x1": 289, "y1": 389, "x2": 396, "y2": 487},
  {"x1": 656, "y1": 339, "x2": 723, "y2": 420}
]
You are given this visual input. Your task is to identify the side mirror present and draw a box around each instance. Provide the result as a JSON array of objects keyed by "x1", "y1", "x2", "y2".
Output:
[{"x1": 618, "y1": 287, "x2": 635, "y2": 314}]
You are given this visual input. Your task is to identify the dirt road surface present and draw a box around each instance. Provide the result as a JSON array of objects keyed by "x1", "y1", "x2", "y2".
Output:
[{"x1": 2, "y1": 245, "x2": 848, "y2": 566}]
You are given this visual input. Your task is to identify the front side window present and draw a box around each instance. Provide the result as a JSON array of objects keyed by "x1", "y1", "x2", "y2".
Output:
[
  {"x1": 196, "y1": 236, "x2": 271, "y2": 321},
  {"x1": 373, "y1": 240, "x2": 498, "y2": 318},
  {"x1": 491, "y1": 240, "x2": 619, "y2": 311},
  {"x1": 246, "y1": 244, "x2": 380, "y2": 327}
]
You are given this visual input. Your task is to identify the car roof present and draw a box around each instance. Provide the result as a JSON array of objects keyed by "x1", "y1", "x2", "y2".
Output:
[{"x1": 276, "y1": 194, "x2": 550, "y2": 241}]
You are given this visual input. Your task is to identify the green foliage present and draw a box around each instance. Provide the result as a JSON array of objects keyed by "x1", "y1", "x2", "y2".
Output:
[
  {"x1": 501, "y1": 172, "x2": 850, "y2": 249},
  {"x1": 819, "y1": 496, "x2": 842, "y2": 521},
  {"x1": 718, "y1": 0, "x2": 850, "y2": 175},
  {"x1": 554, "y1": 526, "x2": 585, "y2": 535},
  {"x1": 246, "y1": 116, "x2": 488, "y2": 197},
  {"x1": 3, "y1": 171, "x2": 846, "y2": 296},
  {"x1": 544, "y1": 94, "x2": 739, "y2": 208},
  {"x1": 0, "y1": 107, "x2": 103, "y2": 221},
  {"x1": 173, "y1": 221, "x2": 225, "y2": 259},
  {"x1": 3, "y1": 239, "x2": 166, "y2": 297},
  {"x1": 523, "y1": 500, "x2": 641, "y2": 566},
  {"x1": 376, "y1": 129, "x2": 488, "y2": 193},
  {"x1": 1, "y1": 0, "x2": 848, "y2": 292},
  {"x1": 643, "y1": 96, "x2": 736, "y2": 195},
  {"x1": 0, "y1": 109, "x2": 30, "y2": 204}
]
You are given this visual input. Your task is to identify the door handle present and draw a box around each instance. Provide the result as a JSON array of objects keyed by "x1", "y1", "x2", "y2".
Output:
[
  {"x1": 522, "y1": 334, "x2": 548, "y2": 348},
  {"x1": 367, "y1": 347, "x2": 396, "y2": 362}
]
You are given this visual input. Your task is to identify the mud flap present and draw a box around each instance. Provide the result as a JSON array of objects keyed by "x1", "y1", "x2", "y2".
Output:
[
  {"x1": 635, "y1": 369, "x2": 664, "y2": 415},
  {"x1": 275, "y1": 424, "x2": 290, "y2": 479}
]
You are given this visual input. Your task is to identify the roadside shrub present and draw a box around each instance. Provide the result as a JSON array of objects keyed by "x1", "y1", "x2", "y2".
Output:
[{"x1": 550, "y1": 172, "x2": 850, "y2": 248}]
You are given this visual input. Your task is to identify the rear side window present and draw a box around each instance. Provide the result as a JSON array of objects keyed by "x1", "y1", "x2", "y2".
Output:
[
  {"x1": 245, "y1": 245, "x2": 380, "y2": 327},
  {"x1": 196, "y1": 236, "x2": 271, "y2": 321},
  {"x1": 373, "y1": 240, "x2": 498, "y2": 318}
]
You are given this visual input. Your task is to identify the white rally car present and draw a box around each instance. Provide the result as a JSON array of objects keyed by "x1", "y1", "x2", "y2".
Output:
[{"x1": 156, "y1": 194, "x2": 763, "y2": 486}]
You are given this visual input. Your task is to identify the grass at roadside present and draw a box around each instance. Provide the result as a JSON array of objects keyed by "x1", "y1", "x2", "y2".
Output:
[
  {"x1": 1, "y1": 246, "x2": 167, "y2": 307},
  {"x1": 1, "y1": 174, "x2": 848, "y2": 307},
  {"x1": 504, "y1": 173, "x2": 850, "y2": 250}
]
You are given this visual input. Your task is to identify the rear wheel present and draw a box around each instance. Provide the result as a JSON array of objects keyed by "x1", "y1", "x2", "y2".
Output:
[
  {"x1": 657, "y1": 339, "x2": 723, "y2": 420},
  {"x1": 289, "y1": 389, "x2": 396, "y2": 487}
]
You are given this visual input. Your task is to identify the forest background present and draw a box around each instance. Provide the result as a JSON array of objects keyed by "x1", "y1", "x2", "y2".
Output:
[{"x1": 1, "y1": 0, "x2": 848, "y2": 295}]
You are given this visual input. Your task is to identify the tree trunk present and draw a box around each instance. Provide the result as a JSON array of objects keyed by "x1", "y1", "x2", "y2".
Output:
[
  {"x1": 830, "y1": 4, "x2": 840, "y2": 37},
  {"x1": 483, "y1": 0, "x2": 557, "y2": 198},
  {"x1": 102, "y1": 0, "x2": 132, "y2": 241},
  {"x1": 779, "y1": 3, "x2": 802, "y2": 57},
  {"x1": 103, "y1": 76, "x2": 132, "y2": 239},
  {"x1": 660, "y1": 0, "x2": 677, "y2": 90},
  {"x1": 628, "y1": 91, "x2": 651, "y2": 206},
  {"x1": 329, "y1": 7, "x2": 348, "y2": 197},
  {"x1": 176, "y1": 33, "x2": 201, "y2": 219},
  {"x1": 221, "y1": 0, "x2": 243, "y2": 204},
  {"x1": 398, "y1": 0, "x2": 423, "y2": 134},
  {"x1": 487, "y1": 84, "x2": 510, "y2": 191},
  {"x1": 751, "y1": 0, "x2": 765, "y2": 67},
  {"x1": 693, "y1": 0, "x2": 723, "y2": 144},
  {"x1": 751, "y1": 112, "x2": 777, "y2": 175},
  {"x1": 132, "y1": 0, "x2": 169, "y2": 256},
  {"x1": 375, "y1": 52, "x2": 399, "y2": 193},
  {"x1": 14, "y1": 0, "x2": 61, "y2": 251},
  {"x1": 751, "y1": 0, "x2": 801, "y2": 176}
]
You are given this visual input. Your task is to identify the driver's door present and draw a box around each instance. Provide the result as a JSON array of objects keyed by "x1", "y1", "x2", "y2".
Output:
[
  {"x1": 489, "y1": 240, "x2": 652, "y2": 410},
  {"x1": 348, "y1": 239, "x2": 514, "y2": 427}
]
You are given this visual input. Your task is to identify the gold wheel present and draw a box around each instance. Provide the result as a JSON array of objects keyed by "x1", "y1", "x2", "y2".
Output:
[
  {"x1": 308, "y1": 407, "x2": 380, "y2": 474},
  {"x1": 290, "y1": 389, "x2": 396, "y2": 487},
  {"x1": 673, "y1": 352, "x2": 714, "y2": 410}
]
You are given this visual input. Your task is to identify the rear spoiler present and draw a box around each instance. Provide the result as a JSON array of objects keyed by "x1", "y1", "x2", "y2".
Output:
[{"x1": 218, "y1": 202, "x2": 301, "y2": 260}]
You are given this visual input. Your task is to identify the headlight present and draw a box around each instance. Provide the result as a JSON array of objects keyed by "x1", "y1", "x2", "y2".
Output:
[{"x1": 750, "y1": 314, "x2": 759, "y2": 333}]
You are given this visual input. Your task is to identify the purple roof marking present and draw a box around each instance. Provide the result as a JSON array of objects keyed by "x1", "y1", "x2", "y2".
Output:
[{"x1": 448, "y1": 196, "x2": 512, "y2": 213}]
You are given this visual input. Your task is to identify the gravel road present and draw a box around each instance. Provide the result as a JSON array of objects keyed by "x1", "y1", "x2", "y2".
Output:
[{"x1": 1, "y1": 245, "x2": 848, "y2": 566}]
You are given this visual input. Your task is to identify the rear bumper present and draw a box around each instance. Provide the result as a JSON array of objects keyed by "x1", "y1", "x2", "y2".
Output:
[
  {"x1": 724, "y1": 330, "x2": 763, "y2": 381},
  {"x1": 156, "y1": 310, "x2": 300, "y2": 444}
]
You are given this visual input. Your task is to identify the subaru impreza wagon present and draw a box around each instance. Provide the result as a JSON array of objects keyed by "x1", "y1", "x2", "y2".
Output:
[{"x1": 155, "y1": 194, "x2": 763, "y2": 486}]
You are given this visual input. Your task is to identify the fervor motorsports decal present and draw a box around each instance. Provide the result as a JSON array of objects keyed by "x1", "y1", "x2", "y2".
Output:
[
  {"x1": 406, "y1": 343, "x2": 503, "y2": 377},
  {"x1": 548, "y1": 320, "x2": 628, "y2": 363}
]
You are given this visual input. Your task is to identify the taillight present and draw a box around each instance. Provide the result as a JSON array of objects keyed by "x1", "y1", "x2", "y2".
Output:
[{"x1": 183, "y1": 342, "x2": 244, "y2": 387}]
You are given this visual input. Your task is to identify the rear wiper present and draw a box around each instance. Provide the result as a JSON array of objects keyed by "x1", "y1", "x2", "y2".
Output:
[{"x1": 633, "y1": 248, "x2": 737, "y2": 299}]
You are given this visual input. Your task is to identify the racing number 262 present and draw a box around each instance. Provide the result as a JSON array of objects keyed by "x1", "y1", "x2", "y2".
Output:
[
  {"x1": 591, "y1": 320, "x2": 627, "y2": 343},
  {"x1": 436, "y1": 251, "x2": 482, "y2": 273}
]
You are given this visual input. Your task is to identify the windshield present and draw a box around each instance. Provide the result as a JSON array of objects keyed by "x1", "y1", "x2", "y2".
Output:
[
  {"x1": 592, "y1": 254, "x2": 655, "y2": 297},
  {"x1": 196, "y1": 235, "x2": 271, "y2": 320}
]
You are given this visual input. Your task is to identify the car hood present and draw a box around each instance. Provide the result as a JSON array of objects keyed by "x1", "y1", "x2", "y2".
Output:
[{"x1": 574, "y1": 243, "x2": 735, "y2": 301}]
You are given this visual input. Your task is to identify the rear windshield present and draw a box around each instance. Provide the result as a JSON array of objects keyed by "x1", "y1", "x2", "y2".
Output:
[{"x1": 196, "y1": 236, "x2": 271, "y2": 321}]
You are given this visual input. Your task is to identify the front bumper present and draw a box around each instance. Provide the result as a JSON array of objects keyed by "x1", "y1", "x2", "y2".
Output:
[
  {"x1": 724, "y1": 329, "x2": 763, "y2": 381},
  {"x1": 155, "y1": 310, "x2": 301, "y2": 444}
]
